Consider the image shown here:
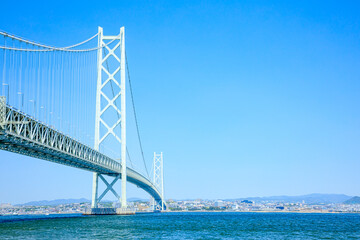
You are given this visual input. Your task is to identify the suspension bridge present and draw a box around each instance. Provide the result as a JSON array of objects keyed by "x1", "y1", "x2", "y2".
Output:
[{"x1": 0, "y1": 27, "x2": 166, "y2": 213}]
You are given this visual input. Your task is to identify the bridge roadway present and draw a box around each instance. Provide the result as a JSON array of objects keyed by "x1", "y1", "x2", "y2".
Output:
[{"x1": 0, "y1": 98, "x2": 166, "y2": 209}]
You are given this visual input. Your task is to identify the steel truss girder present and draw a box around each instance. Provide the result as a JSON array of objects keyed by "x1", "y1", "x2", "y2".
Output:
[
  {"x1": 0, "y1": 103, "x2": 166, "y2": 209},
  {"x1": 0, "y1": 105, "x2": 120, "y2": 175}
]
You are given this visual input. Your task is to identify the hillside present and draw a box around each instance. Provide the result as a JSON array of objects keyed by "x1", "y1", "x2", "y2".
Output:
[
  {"x1": 343, "y1": 196, "x2": 360, "y2": 204},
  {"x1": 227, "y1": 193, "x2": 353, "y2": 204}
]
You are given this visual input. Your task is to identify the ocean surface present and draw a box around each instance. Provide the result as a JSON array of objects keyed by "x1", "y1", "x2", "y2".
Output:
[{"x1": 0, "y1": 212, "x2": 359, "y2": 239}]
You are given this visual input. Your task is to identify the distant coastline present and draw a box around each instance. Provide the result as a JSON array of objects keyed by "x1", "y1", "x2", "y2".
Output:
[
  {"x1": 1, "y1": 210, "x2": 359, "y2": 218},
  {"x1": 2, "y1": 194, "x2": 360, "y2": 215}
]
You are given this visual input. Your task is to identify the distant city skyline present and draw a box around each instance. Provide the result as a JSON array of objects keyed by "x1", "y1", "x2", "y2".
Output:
[{"x1": 1, "y1": 0, "x2": 360, "y2": 204}]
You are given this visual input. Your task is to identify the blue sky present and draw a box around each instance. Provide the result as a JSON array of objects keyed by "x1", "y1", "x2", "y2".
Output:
[{"x1": 0, "y1": 0, "x2": 360, "y2": 203}]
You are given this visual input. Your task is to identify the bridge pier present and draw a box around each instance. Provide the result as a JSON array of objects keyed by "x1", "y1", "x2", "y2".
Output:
[
  {"x1": 91, "y1": 172, "x2": 99, "y2": 208},
  {"x1": 85, "y1": 208, "x2": 135, "y2": 215}
]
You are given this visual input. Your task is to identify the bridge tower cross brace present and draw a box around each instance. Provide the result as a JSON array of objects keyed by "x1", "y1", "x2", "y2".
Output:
[{"x1": 91, "y1": 26, "x2": 127, "y2": 209}]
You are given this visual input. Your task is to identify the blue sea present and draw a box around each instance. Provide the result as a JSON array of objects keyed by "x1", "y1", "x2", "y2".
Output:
[{"x1": 0, "y1": 212, "x2": 359, "y2": 239}]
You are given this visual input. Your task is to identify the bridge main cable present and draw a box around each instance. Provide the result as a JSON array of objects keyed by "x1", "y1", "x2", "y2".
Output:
[{"x1": 0, "y1": 31, "x2": 117, "y2": 52}]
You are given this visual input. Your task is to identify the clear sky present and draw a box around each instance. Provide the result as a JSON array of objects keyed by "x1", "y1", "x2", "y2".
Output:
[{"x1": 0, "y1": 0, "x2": 360, "y2": 204}]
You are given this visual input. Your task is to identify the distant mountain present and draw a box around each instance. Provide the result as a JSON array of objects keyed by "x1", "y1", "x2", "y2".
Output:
[
  {"x1": 128, "y1": 198, "x2": 148, "y2": 202},
  {"x1": 343, "y1": 196, "x2": 360, "y2": 204},
  {"x1": 226, "y1": 193, "x2": 353, "y2": 204},
  {"x1": 18, "y1": 198, "x2": 90, "y2": 206},
  {"x1": 16, "y1": 194, "x2": 353, "y2": 206},
  {"x1": 17, "y1": 197, "x2": 149, "y2": 206}
]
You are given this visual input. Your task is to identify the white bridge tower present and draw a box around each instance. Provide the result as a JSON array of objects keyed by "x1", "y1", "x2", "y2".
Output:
[
  {"x1": 91, "y1": 26, "x2": 127, "y2": 209},
  {"x1": 152, "y1": 152, "x2": 165, "y2": 210}
]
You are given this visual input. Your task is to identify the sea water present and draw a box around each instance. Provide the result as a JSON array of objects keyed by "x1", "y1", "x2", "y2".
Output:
[{"x1": 1, "y1": 212, "x2": 359, "y2": 239}]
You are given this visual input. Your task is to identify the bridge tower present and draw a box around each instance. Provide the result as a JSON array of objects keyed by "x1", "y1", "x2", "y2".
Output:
[
  {"x1": 91, "y1": 26, "x2": 127, "y2": 209},
  {"x1": 152, "y1": 152, "x2": 165, "y2": 210}
]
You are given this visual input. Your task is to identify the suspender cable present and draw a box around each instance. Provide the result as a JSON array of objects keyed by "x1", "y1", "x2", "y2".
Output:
[
  {"x1": 19, "y1": 42, "x2": 23, "y2": 109},
  {"x1": 52, "y1": 51, "x2": 55, "y2": 127},
  {"x1": 80, "y1": 52, "x2": 83, "y2": 142},
  {"x1": 24, "y1": 45, "x2": 28, "y2": 113},
  {"x1": 37, "y1": 47, "x2": 41, "y2": 121},
  {"x1": 31, "y1": 49, "x2": 36, "y2": 117},
  {"x1": 10, "y1": 41, "x2": 14, "y2": 106},
  {"x1": 70, "y1": 51, "x2": 74, "y2": 136},
  {"x1": 2, "y1": 36, "x2": 6, "y2": 97},
  {"x1": 77, "y1": 52, "x2": 80, "y2": 140},
  {"x1": 59, "y1": 52, "x2": 64, "y2": 132},
  {"x1": 49, "y1": 50, "x2": 52, "y2": 125},
  {"x1": 11, "y1": 40, "x2": 15, "y2": 106}
]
